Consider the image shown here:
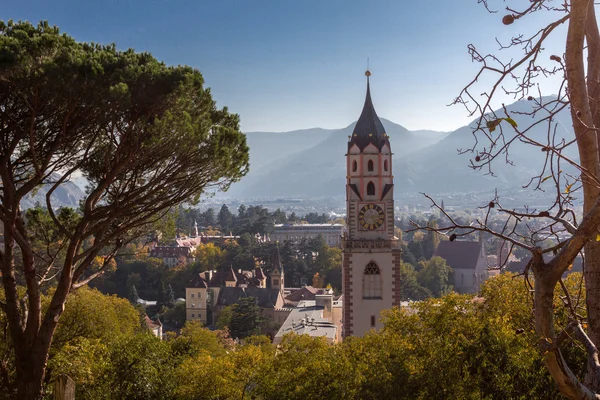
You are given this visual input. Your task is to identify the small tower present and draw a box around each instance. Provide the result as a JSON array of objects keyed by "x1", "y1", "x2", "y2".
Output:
[
  {"x1": 270, "y1": 244, "x2": 284, "y2": 294},
  {"x1": 192, "y1": 220, "x2": 199, "y2": 238}
]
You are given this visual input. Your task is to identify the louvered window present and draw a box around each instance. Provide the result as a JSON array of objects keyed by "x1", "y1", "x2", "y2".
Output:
[{"x1": 363, "y1": 262, "x2": 382, "y2": 299}]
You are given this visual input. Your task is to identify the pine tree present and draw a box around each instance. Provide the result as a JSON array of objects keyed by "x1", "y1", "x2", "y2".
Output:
[
  {"x1": 129, "y1": 285, "x2": 140, "y2": 305},
  {"x1": 167, "y1": 284, "x2": 176, "y2": 308},
  {"x1": 157, "y1": 279, "x2": 167, "y2": 309}
]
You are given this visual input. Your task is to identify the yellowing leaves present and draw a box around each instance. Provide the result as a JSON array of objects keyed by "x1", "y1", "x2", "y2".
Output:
[
  {"x1": 486, "y1": 117, "x2": 518, "y2": 132},
  {"x1": 565, "y1": 183, "x2": 574, "y2": 194}
]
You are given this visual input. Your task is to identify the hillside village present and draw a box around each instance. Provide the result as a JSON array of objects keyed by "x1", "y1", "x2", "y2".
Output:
[{"x1": 1, "y1": 5, "x2": 598, "y2": 398}]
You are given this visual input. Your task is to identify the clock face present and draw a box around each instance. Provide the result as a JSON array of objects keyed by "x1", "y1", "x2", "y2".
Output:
[{"x1": 358, "y1": 203, "x2": 385, "y2": 230}]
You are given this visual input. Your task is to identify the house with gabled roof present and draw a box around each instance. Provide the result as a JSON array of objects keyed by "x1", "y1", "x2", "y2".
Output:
[{"x1": 185, "y1": 245, "x2": 291, "y2": 329}]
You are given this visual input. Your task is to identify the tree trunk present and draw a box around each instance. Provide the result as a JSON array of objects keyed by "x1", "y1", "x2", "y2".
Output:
[
  {"x1": 533, "y1": 260, "x2": 598, "y2": 399},
  {"x1": 16, "y1": 353, "x2": 47, "y2": 400},
  {"x1": 584, "y1": 243, "x2": 600, "y2": 391}
]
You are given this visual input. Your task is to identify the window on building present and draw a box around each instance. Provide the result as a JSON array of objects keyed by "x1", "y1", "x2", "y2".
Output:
[
  {"x1": 367, "y1": 181, "x2": 375, "y2": 196},
  {"x1": 198, "y1": 292, "x2": 201, "y2": 299},
  {"x1": 273, "y1": 279, "x2": 279, "y2": 286},
  {"x1": 371, "y1": 315, "x2": 376, "y2": 327},
  {"x1": 367, "y1": 159, "x2": 374, "y2": 171},
  {"x1": 199, "y1": 314, "x2": 202, "y2": 319},
  {"x1": 192, "y1": 313, "x2": 195, "y2": 318},
  {"x1": 352, "y1": 160, "x2": 357, "y2": 172},
  {"x1": 363, "y1": 261, "x2": 382, "y2": 299},
  {"x1": 191, "y1": 293, "x2": 194, "y2": 298},
  {"x1": 384, "y1": 159, "x2": 388, "y2": 171}
]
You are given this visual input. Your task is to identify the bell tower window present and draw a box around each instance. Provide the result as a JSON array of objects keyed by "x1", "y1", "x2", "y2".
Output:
[
  {"x1": 367, "y1": 181, "x2": 375, "y2": 196},
  {"x1": 384, "y1": 159, "x2": 388, "y2": 171},
  {"x1": 367, "y1": 160, "x2": 374, "y2": 172},
  {"x1": 352, "y1": 160, "x2": 357, "y2": 172},
  {"x1": 363, "y1": 262, "x2": 382, "y2": 299}
]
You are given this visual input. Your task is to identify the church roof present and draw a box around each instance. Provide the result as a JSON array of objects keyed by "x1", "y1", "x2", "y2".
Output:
[
  {"x1": 434, "y1": 241, "x2": 483, "y2": 270},
  {"x1": 272, "y1": 244, "x2": 283, "y2": 274},
  {"x1": 216, "y1": 286, "x2": 281, "y2": 308},
  {"x1": 349, "y1": 72, "x2": 389, "y2": 152}
]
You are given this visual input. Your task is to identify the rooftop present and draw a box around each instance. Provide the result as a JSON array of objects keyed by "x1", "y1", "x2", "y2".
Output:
[
  {"x1": 273, "y1": 300, "x2": 337, "y2": 343},
  {"x1": 348, "y1": 71, "x2": 389, "y2": 152}
]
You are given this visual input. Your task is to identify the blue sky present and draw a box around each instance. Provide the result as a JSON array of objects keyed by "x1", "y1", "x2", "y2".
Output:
[{"x1": 4, "y1": 1, "x2": 567, "y2": 132}]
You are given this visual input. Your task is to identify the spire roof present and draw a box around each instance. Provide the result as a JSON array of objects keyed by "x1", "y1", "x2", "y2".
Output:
[
  {"x1": 349, "y1": 71, "x2": 389, "y2": 152},
  {"x1": 272, "y1": 243, "x2": 283, "y2": 275}
]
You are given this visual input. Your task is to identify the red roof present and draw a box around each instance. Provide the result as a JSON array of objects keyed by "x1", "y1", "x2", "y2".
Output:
[{"x1": 285, "y1": 286, "x2": 318, "y2": 302}]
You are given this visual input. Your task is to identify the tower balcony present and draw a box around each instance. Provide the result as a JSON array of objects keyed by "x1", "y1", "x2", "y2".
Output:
[{"x1": 342, "y1": 238, "x2": 400, "y2": 250}]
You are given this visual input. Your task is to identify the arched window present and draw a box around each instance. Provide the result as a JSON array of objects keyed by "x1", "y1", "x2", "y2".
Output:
[
  {"x1": 384, "y1": 159, "x2": 388, "y2": 171},
  {"x1": 363, "y1": 262, "x2": 382, "y2": 299},
  {"x1": 352, "y1": 160, "x2": 357, "y2": 172},
  {"x1": 367, "y1": 181, "x2": 375, "y2": 196},
  {"x1": 367, "y1": 159, "x2": 374, "y2": 172}
]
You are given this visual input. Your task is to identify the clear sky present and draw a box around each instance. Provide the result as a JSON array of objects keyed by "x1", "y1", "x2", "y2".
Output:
[{"x1": 4, "y1": 0, "x2": 567, "y2": 133}]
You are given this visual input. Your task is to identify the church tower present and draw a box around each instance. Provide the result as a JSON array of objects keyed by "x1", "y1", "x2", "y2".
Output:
[
  {"x1": 270, "y1": 244, "x2": 284, "y2": 295},
  {"x1": 342, "y1": 70, "x2": 401, "y2": 337}
]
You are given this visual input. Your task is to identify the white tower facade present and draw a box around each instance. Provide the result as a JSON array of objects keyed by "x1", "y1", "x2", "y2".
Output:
[{"x1": 342, "y1": 71, "x2": 402, "y2": 337}]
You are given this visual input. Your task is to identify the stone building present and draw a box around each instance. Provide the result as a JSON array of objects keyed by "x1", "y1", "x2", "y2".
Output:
[
  {"x1": 271, "y1": 223, "x2": 344, "y2": 247},
  {"x1": 185, "y1": 246, "x2": 291, "y2": 330},
  {"x1": 342, "y1": 71, "x2": 402, "y2": 338},
  {"x1": 434, "y1": 238, "x2": 488, "y2": 294}
]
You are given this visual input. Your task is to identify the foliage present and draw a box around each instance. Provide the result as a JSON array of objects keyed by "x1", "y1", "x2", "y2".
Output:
[
  {"x1": 399, "y1": 262, "x2": 432, "y2": 301},
  {"x1": 416, "y1": 256, "x2": 453, "y2": 297},
  {"x1": 215, "y1": 305, "x2": 234, "y2": 330},
  {"x1": 0, "y1": 19, "x2": 249, "y2": 397},
  {"x1": 193, "y1": 242, "x2": 226, "y2": 271},
  {"x1": 228, "y1": 297, "x2": 265, "y2": 339},
  {"x1": 4, "y1": 272, "x2": 587, "y2": 399}
]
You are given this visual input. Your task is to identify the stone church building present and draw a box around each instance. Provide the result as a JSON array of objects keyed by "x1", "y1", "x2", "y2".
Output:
[{"x1": 342, "y1": 71, "x2": 402, "y2": 337}]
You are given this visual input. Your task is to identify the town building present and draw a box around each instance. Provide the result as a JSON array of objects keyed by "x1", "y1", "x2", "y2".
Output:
[
  {"x1": 273, "y1": 294, "x2": 343, "y2": 344},
  {"x1": 271, "y1": 223, "x2": 344, "y2": 247},
  {"x1": 341, "y1": 71, "x2": 402, "y2": 338},
  {"x1": 434, "y1": 237, "x2": 488, "y2": 294},
  {"x1": 185, "y1": 246, "x2": 291, "y2": 331},
  {"x1": 150, "y1": 220, "x2": 240, "y2": 267},
  {"x1": 144, "y1": 315, "x2": 163, "y2": 340}
]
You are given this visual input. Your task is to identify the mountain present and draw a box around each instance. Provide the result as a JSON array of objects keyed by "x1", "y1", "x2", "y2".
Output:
[
  {"x1": 222, "y1": 97, "x2": 577, "y2": 200},
  {"x1": 394, "y1": 98, "x2": 576, "y2": 194},
  {"x1": 225, "y1": 119, "x2": 449, "y2": 197},
  {"x1": 21, "y1": 176, "x2": 86, "y2": 209},
  {"x1": 244, "y1": 128, "x2": 335, "y2": 170}
]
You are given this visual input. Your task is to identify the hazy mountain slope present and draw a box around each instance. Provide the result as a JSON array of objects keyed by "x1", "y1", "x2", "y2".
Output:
[
  {"x1": 21, "y1": 178, "x2": 86, "y2": 209},
  {"x1": 245, "y1": 128, "x2": 335, "y2": 170},
  {"x1": 394, "y1": 99, "x2": 576, "y2": 193},
  {"x1": 227, "y1": 119, "x2": 449, "y2": 197}
]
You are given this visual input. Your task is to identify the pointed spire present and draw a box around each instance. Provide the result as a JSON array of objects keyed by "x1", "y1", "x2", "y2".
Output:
[
  {"x1": 349, "y1": 69, "x2": 389, "y2": 152},
  {"x1": 272, "y1": 242, "x2": 283, "y2": 275}
]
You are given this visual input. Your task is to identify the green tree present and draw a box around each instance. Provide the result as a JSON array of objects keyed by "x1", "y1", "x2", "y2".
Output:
[
  {"x1": 194, "y1": 242, "x2": 226, "y2": 271},
  {"x1": 217, "y1": 204, "x2": 233, "y2": 232},
  {"x1": 229, "y1": 297, "x2": 264, "y2": 339},
  {"x1": 129, "y1": 285, "x2": 140, "y2": 305},
  {"x1": 416, "y1": 256, "x2": 453, "y2": 297},
  {"x1": 170, "y1": 321, "x2": 231, "y2": 358},
  {"x1": 0, "y1": 21, "x2": 249, "y2": 399},
  {"x1": 156, "y1": 279, "x2": 168, "y2": 309},
  {"x1": 166, "y1": 284, "x2": 176, "y2": 308},
  {"x1": 399, "y1": 262, "x2": 432, "y2": 301},
  {"x1": 421, "y1": 220, "x2": 441, "y2": 260},
  {"x1": 215, "y1": 305, "x2": 234, "y2": 330},
  {"x1": 107, "y1": 333, "x2": 176, "y2": 400}
]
